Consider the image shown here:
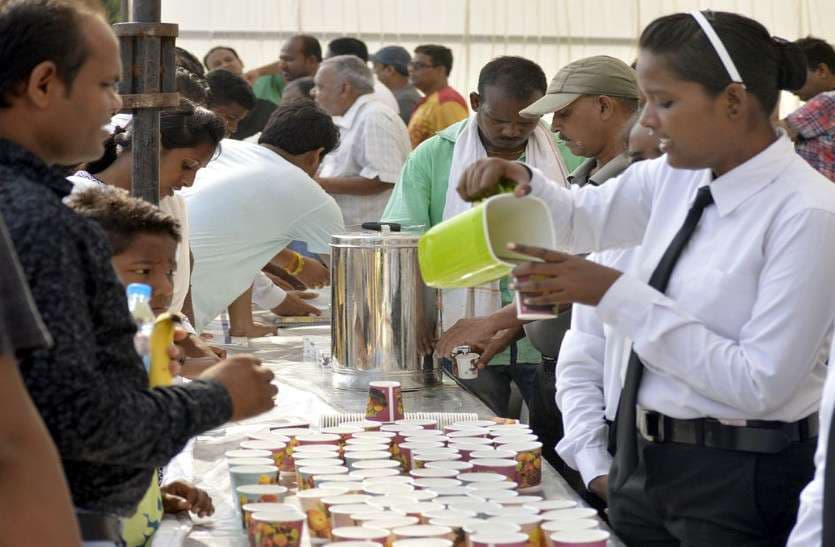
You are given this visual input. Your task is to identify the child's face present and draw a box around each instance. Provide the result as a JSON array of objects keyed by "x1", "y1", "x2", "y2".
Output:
[{"x1": 112, "y1": 233, "x2": 178, "y2": 315}]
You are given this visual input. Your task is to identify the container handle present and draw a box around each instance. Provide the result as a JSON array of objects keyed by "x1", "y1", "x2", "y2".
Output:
[{"x1": 362, "y1": 222, "x2": 402, "y2": 232}]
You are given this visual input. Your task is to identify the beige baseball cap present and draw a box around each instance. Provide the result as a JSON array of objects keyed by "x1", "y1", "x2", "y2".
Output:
[{"x1": 520, "y1": 55, "x2": 639, "y2": 118}]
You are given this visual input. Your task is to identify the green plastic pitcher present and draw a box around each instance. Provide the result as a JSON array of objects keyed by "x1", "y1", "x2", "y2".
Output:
[{"x1": 418, "y1": 193, "x2": 556, "y2": 288}]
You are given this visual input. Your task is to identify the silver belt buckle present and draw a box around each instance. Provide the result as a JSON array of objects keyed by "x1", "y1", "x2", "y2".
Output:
[
  {"x1": 636, "y1": 407, "x2": 661, "y2": 442},
  {"x1": 718, "y1": 418, "x2": 748, "y2": 427}
]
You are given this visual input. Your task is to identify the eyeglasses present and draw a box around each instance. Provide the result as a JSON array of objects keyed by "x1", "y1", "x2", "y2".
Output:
[{"x1": 407, "y1": 61, "x2": 437, "y2": 71}]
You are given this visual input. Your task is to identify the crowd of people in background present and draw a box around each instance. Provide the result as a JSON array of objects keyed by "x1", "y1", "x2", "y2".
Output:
[{"x1": 2, "y1": 0, "x2": 835, "y2": 545}]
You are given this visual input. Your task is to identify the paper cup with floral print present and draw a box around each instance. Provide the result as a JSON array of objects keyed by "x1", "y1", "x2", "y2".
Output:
[
  {"x1": 298, "y1": 487, "x2": 350, "y2": 543},
  {"x1": 250, "y1": 508, "x2": 305, "y2": 547},
  {"x1": 366, "y1": 381, "x2": 405, "y2": 423},
  {"x1": 242, "y1": 502, "x2": 294, "y2": 531},
  {"x1": 236, "y1": 484, "x2": 288, "y2": 518},
  {"x1": 230, "y1": 464, "x2": 279, "y2": 493},
  {"x1": 501, "y1": 442, "x2": 543, "y2": 490},
  {"x1": 241, "y1": 439, "x2": 289, "y2": 469}
]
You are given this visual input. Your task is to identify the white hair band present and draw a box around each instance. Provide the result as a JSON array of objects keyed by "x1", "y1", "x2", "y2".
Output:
[{"x1": 690, "y1": 10, "x2": 745, "y2": 85}]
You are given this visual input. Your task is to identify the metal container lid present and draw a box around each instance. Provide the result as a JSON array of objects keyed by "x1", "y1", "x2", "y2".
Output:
[{"x1": 331, "y1": 230, "x2": 421, "y2": 249}]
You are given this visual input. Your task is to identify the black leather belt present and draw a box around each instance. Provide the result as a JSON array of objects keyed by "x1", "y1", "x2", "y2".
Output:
[
  {"x1": 76, "y1": 511, "x2": 124, "y2": 544},
  {"x1": 636, "y1": 407, "x2": 819, "y2": 454}
]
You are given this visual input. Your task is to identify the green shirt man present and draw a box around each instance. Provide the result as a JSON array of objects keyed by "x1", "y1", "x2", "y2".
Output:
[{"x1": 382, "y1": 118, "x2": 583, "y2": 366}]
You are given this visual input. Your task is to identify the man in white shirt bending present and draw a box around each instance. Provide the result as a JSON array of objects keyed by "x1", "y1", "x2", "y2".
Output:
[
  {"x1": 186, "y1": 101, "x2": 345, "y2": 333},
  {"x1": 314, "y1": 55, "x2": 411, "y2": 228}
]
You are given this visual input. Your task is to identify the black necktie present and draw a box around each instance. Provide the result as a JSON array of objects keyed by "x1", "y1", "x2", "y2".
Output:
[
  {"x1": 824, "y1": 408, "x2": 835, "y2": 546},
  {"x1": 610, "y1": 185, "x2": 715, "y2": 491}
]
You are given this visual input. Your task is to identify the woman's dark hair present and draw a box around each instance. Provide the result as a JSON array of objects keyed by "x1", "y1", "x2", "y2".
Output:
[
  {"x1": 203, "y1": 45, "x2": 241, "y2": 69},
  {"x1": 259, "y1": 100, "x2": 340, "y2": 156},
  {"x1": 794, "y1": 36, "x2": 835, "y2": 73},
  {"x1": 206, "y1": 68, "x2": 256, "y2": 110},
  {"x1": 176, "y1": 46, "x2": 205, "y2": 77},
  {"x1": 415, "y1": 45, "x2": 454, "y2": 76},
  {"x1": 639, "y1": 11, "x2": 807, "y2": 115},
  {"x1": 176, "y1": 67, "x2": 209, "y2": 106},
  {"x1": 478, "y1": 56, "x2": 546, "y2": 101},
  {"x1": 0, "y1": 0, "x2": 91, "y2": 108},
  {"x1": 86, "y1": 101, "x2": 226, "y2": 174}
]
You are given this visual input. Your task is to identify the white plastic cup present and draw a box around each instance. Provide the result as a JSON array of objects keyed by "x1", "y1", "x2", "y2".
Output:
[
  {"x1": 392, "y1": 524, "x2": 454, "y2": 540},
  {"x1": 392, "y1": 539, "x2": 453, "y2": 547},
  {"x1": 542, "y1": 520, "x2": 599, "y2": 547},
  {"x1": 540, "y1": 508, "x2": 598, "y2": 522},
  {"x1": 469, "y1": 532, "x2": 528, "y2": 547},
  {"x1": 549, "y1": 530, "x2": 609, "y2": 547},
  {"x1": 332, "y1": 526, "x2": 390, "y2": 544}
]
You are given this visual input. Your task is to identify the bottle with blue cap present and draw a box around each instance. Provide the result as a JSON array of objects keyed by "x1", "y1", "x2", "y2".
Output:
[{"x1": 126, "y1": 283, "x2": 154, "y2": 371}]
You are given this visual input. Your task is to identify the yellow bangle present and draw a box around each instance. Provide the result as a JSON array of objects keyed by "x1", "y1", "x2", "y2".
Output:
[{"x1": 289, "y1": 252, "x2": 305, "y2": 276}]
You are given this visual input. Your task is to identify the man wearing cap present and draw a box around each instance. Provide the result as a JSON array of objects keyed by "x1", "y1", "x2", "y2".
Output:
[
  {"x1": 383, "y1": 56, "x2": 573, "y2": 419},
  {"x1": 371, "y1": 46, "x2": 423, "y2": 125},
  {"x1": 434, "y1": 56, "x2": 640, "y2": 501}
]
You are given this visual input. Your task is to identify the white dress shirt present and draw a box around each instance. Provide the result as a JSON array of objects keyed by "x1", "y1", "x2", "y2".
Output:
[
  {"x1": 555, "y1": 247, "x2": 635, "y2": 487},
  {"x1": 528, "y1": 134, "x2": 835, "y2": 422},
  {"x1": 788, "y1": 335, "x2": 835, "y2": 546},
  {"x1": 252, "y1": 271, "x2": 286, "y2": 310},
  {"x1": 319, "y1": 93, "x2": 411, "y2": 229}
]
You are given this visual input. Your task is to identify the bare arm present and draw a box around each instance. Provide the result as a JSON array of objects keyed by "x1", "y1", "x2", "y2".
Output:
[
  {"x1": 0, "y1": 355, "x2": 81, "y2": 546},
  {"x1": 245, "y1": 61, "x2": 282, "y2": 80},
  {"x1": 316, "y1": 175, "x2": 392, "y2": 196}
]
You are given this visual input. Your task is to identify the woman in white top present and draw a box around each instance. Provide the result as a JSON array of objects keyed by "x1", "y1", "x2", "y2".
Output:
[
  {"x1": 68, "y1": 103, "x2": 228, "y2": 374},
  {"x1": 457, "y1": 11, "x2": 835, "y2": 547},
  {"x1": 69, "y1": 102, "x2": 225, "y2": 315}
]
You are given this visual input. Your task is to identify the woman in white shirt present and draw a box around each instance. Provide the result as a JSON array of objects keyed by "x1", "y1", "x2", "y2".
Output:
[
  {"x1": 68, "y1": 103, "x2": 227, "y2": 373},
  {"x1": 69, "y1": 103, "x2": 225, "y2": 316},
  {"x1": 457, "y1": 11, "x2": 835, "y2": 547}
]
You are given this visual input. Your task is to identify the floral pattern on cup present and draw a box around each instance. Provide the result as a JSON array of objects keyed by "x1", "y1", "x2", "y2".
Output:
[
  {"x1": 251, "y1": 512, "x2": 304, "y2": 547},
  {"x1": 366, "y1": 381, "x2": 404, "y2": 423}
]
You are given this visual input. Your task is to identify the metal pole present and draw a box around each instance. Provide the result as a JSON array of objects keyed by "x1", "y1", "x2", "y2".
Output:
[{"x1": 128, "y1": 0, "x2": 161, "y2": 205}]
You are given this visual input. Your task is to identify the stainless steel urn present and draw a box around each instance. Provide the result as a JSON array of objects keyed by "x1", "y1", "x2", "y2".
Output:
[{"x1": 330, "y1": 229, "x2": 441, "y2": 390}]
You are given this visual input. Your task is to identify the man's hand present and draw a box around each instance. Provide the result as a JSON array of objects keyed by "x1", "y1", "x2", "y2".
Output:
[
  {"x1": 272, "y1": 292, "x2": 322, "y2": 317},
  {"x1": 435, "y1": 316, "x2": 499, "y2": 359},
  {"x1": 589, "y1": 474, "x2": 609, "y2": 502},
  {"x1": 477, "y1": 325, "x2": 524, "y2": 368},
  {"x1": 199, "y1": 355, "x2": 277, "y2": 421},
  {"x1": 457, "y1": 158, "x2": 533, "y2": 202},
  {"x1": 509, "y1": 243, "x2": 623, "y2": 307},
  {"x1": 295, "y1": 257, "x2": 329, "y2": 289},
  {"x1": 161, "y1": 480, "x2": 215, "y2": 517}
]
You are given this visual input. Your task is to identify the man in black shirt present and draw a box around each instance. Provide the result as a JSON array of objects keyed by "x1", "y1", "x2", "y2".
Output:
[
  {"x1": 0, "y1": 0, "x2": 277, "y2": 539},
  {"x1": 0, "y1": 212, "x2": 81, "y2": 545}
]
